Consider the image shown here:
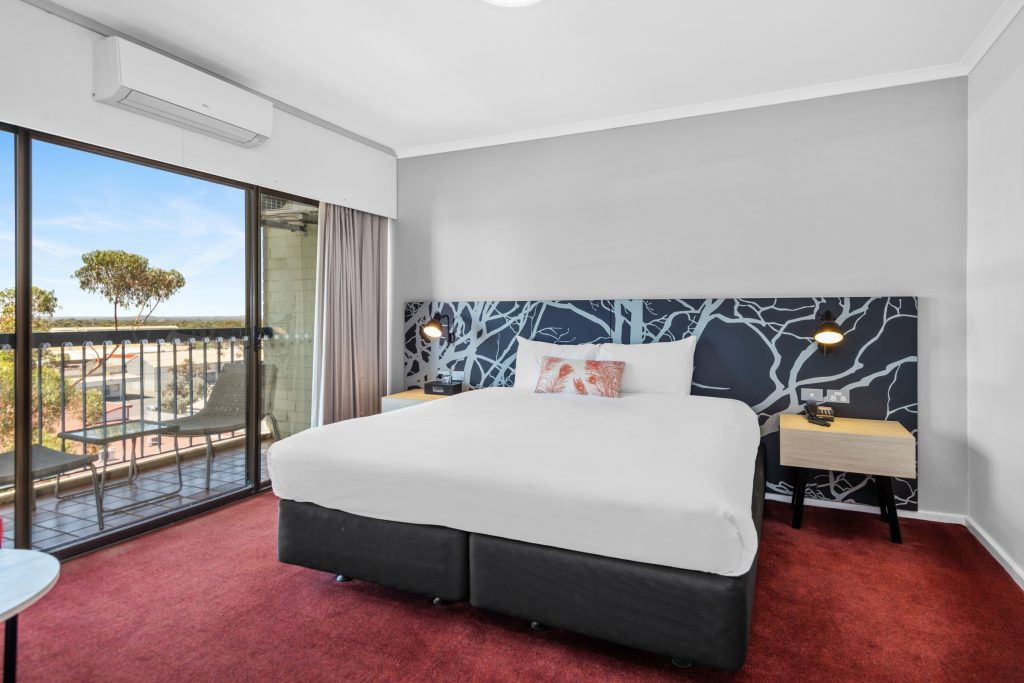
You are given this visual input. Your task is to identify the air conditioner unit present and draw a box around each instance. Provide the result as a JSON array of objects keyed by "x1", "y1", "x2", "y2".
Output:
[{"x1": 93, "y1": 37, "x2": 272, "y2": 148}]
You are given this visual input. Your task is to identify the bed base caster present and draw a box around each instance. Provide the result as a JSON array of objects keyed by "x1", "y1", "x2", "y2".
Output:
[
  {"x1": 335, "y1": 575, "x2": 351, "y2": 583},
  {"x1": 670, "y1": 658, "x2": 693, "y2": 669},
  {"x1": 529, "y1": 621, "x2": 548, "y2": 631},
  {"x1": 432, "y1": 597, "x2": 448, "y2": 606}
]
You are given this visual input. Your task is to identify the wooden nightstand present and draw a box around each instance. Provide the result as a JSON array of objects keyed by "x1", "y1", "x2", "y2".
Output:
[
  {"x1": 779, "y1": 413, "x2": 916, "y2": 543},
  {"x1": 381, "y1": 389, "x2": 452, "y2": 413}
]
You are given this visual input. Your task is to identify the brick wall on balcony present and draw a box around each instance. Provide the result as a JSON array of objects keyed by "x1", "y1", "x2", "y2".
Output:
[{"x1": 262, "y1": 224, "x2": 318, "y2": 439}]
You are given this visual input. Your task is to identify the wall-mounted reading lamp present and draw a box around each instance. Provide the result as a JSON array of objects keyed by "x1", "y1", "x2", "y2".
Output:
[
  {"x1": 813, "y1": 310, "x2": 845, "y2": 355},
  {"x1": 420, "y1": 314, "x2": 455, "y2": 344}
]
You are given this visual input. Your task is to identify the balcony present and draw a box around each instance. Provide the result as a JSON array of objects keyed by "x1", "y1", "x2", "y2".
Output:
[
  {"x1": 0, "y1": 444, "x2": 272, "y2": 549},
  {"x1": 0, "y1": 327, "x2": 290, "y2": 551}
]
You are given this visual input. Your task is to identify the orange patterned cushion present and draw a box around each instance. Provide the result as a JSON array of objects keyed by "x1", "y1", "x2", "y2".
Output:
[{"x1": 534, "y1": 357, "x2": 625, "y2": 398}]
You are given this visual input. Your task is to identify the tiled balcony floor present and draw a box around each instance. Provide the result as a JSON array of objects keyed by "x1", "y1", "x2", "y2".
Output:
[{"x1": 1, "y1": 445, "x2": 272, "y2": 551}]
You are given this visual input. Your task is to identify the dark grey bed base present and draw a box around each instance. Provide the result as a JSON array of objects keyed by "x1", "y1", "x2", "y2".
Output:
[
  {"x1": 278, "y1": 444, "x2": 766, "y2": 671},
  {"x1": 277, "y1": 499, "x2": 469, "y2": 602}
]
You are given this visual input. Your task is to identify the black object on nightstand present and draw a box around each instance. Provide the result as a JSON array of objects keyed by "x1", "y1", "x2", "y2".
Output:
[{"x1": 424, "y1": 381, "x2": 463, "y2": 396}]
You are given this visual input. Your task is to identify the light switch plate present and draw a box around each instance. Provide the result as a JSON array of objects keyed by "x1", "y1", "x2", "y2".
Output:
[
  {"x1": 826, "y1": 389, "x2": 850, "y2": 404},
  {"x1": 800, "y1": 388, "x2": 824, "y2": 402}
]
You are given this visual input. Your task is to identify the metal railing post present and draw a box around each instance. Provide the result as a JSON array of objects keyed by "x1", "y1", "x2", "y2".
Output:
[
  {"x1": 81, "y1": 341, "x2": 92, "y2": 456},
  {"x1": 36, "y1": 345, "x2": 45, "y2": 445},
  {"x1": 59, "y1": 342, "x2": 71, "y2": 451},
  {"x1": 101, "y1": 341, "x2": 110, "y2": 432},
  {"x1": 155, "y1": 339, "x2": 164, "y2": 444},
  {"x1": 139, "y1": 339, "x2": 147, "y2": 459},
  {"x1": 120, "y1": 340, "x2": 128, "y2": 426},
  {"x1": 188, "y1": 338, "x2": 195, "y2": 449}
]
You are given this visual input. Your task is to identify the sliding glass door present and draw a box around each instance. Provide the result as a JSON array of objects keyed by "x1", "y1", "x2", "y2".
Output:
[
  {"x1": 0, "y1": 123, "x2": 321, "y2": 556},
  {"x1": 17, "y1": 138, "x2": 252, "y2": 551},
  {"x1": 259, "y1": 192, "x2": 319, "y2": 483}
]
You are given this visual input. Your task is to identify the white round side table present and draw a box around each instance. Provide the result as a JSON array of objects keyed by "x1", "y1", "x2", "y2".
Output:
[{"x1": 1, "y1": 549, "x2": 60, "y2": 683}]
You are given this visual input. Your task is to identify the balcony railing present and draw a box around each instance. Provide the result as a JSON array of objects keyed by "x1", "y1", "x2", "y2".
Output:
[{"x1": 0, "y1": 326, "x2": 280, "y2": 492}]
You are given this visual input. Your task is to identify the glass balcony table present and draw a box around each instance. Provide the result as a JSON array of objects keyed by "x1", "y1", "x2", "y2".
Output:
[{"x1": 58, "y1": 421, "x2": 182, "y2": 515}]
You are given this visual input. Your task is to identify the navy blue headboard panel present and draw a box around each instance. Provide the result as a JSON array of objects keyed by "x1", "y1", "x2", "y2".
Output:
[{"x1": 404, "y1": 297, "x2": 918, "y2": 510}]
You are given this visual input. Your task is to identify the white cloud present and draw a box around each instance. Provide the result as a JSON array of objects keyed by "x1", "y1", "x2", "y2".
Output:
[
  {"x1": 34, "y1": 213, "x2": 133, "y2": 233},
  {"x1": 178, "y1": 237, "x2": 244, "y2": 279},
  {"x1": 33, "y1": 238, "x2": 79, "y2": 259}
]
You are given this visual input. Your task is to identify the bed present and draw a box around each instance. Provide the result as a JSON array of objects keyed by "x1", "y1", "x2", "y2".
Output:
[{"x1": 270, "y1": 388, "x2": 765, "y2": 671}]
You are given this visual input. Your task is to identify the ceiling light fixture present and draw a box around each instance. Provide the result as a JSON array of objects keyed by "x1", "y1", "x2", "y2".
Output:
[{"x1": 483, "y1": 0, "x2": 545, "y2": 7}]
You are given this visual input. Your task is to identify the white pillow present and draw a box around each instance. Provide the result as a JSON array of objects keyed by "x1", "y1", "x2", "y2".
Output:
[
  {"x1": 596, "y1": 337, "x2": 697, "y2": 394},
  {"x1": 513, "y1": 337, "x2": 600, "y2": 391}
]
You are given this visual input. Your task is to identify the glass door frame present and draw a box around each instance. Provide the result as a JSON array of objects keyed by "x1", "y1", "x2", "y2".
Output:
[
  {"x1": 9, "y1": 125, "x2": 277, "y2": 558},
  {"x1": 255, "y1": 187, "x2": 320, "y2": 492},
  {"x1": 7, "y1": 123, "x2": 31, "y2": 551}
]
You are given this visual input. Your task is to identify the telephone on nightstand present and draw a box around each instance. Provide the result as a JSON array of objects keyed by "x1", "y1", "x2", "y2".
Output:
[{"x1": 803, "y1": 401, "x2": 835, "y2": 427}]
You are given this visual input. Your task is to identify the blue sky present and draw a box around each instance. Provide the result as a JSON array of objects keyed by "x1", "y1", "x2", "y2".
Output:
[{"x1": 0, "y1": 134, "x2": 245, "y2": 318}]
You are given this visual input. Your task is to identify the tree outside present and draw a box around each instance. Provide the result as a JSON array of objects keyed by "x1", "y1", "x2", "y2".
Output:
[
  {"x1": 73, "y1": 250, "x2": 185, "y2": 330},
  {"x1": 71, "y1": 249, "x2": 186, "y2": 385},
  {"x1": 0, "y1": 287, "x2": 104, "y2": 452},
  {"x1": 0, "y1": 250, "x2": 189, "y2": 451},
  {"x1": 160, "y1": 359, "x2": 210, "y2": 415},
  {"x1": 0, "y1": 286, "x2": 59, "y2": 332}
]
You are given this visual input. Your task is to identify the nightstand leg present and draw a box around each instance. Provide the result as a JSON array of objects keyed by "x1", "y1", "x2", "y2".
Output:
[
  {"x1": 879, "y1": 476, "x2": 902, "y2": 544},
  {"x1": 791, "y1": 468, "x2": 808, "y2": 529},
  {"x1": 876, "y1": 477, "x2": 889, "y2": 521}
]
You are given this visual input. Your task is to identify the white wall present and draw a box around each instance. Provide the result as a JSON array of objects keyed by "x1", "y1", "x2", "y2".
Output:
[
  {"x1": 395, "y1": 79, "x2": 968, "y2": 515},
  {"x1": 0, "y1": 0, "x2": 396, "y2": 218},
  {"x1": 967, "y1": 10, "x2": 1024, "y2": 581}
]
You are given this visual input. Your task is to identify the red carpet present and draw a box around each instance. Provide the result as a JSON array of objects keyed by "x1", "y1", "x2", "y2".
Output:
[{"x1": 5, "y1": 495, "x2": 1024, "y2": 682}]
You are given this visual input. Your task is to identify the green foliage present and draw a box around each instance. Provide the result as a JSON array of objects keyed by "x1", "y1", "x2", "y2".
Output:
[
  {"x1": 160, "y1": 360, "x2": 209, "y2": 414},
  {"x1": 0, "y1": 289, "x2": 104, "y2": 452},
  {"x1": 1, "y1": 250, "x2": 192, "y2": 453},
  {"x1": 0, "y1": 350, "x2": 105, "y2": 453},
  {"x1": 156, "y1": 318, "x2": 245, "y2": 330},
  {"x1": 0, "y1": 286, "x2": 59, "y2": 333},
  {"x1": 51, "y1": 318, "x2": 245, "y2": 330},
  {"x1": 73, "y1": 250, "x2": 186, "y2": 329}
]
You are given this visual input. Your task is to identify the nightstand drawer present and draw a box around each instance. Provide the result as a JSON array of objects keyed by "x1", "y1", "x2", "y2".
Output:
[{"x1": 779, "y1": 414, "x2": 916, "y2": 478}]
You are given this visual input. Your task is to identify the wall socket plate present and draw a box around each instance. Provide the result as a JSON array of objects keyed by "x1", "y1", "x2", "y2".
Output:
[
  {"x1": 826, "y1": 389, "x2": 850, "y2": 404},
  {"x1": 800, "y1": 388, "x2": 824, "y2": 402}
]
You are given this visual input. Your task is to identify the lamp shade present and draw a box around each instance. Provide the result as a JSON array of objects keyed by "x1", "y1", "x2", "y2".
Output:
[
  {"x1": 813, "y1": 311, "x2": 844, "y2": 347},
  {"x1": 419, "y1": 314, "x2": 453, "y2": 343},
  {"x1": 420, "y1": 317, "x2": 444, "y2": 340}
]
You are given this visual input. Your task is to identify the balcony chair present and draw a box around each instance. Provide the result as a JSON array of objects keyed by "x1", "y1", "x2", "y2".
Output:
[
  {"x1": 0, "y1": 444, "x2": 105, "y2": 530},
  {"x1": 158, "y1": 362, "x2": 280, "y2": 491}
]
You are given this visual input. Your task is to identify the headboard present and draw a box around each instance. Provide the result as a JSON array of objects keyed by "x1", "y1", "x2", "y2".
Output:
[{"x1": 404, "y1": 297, "x2": 918, "y2": 510}]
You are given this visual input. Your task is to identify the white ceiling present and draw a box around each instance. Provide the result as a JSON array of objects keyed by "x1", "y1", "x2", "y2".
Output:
[{"x1": 45, "y1": 0, "x2": 1023, "y2": 156}]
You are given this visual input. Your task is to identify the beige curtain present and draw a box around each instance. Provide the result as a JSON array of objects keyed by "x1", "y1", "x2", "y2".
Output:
[{"x1": 311, "y1": 203, "x2": 388, "y2": 426}]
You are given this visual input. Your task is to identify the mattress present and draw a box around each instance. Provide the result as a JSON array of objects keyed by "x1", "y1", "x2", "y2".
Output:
[{"x1": 269, "y1": 388, "x2": 761, "y2": 576}]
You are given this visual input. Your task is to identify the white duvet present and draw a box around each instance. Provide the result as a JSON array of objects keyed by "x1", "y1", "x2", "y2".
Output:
[{"x1": 269, "y1": 388, "x2": 761, "y2": 576}]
